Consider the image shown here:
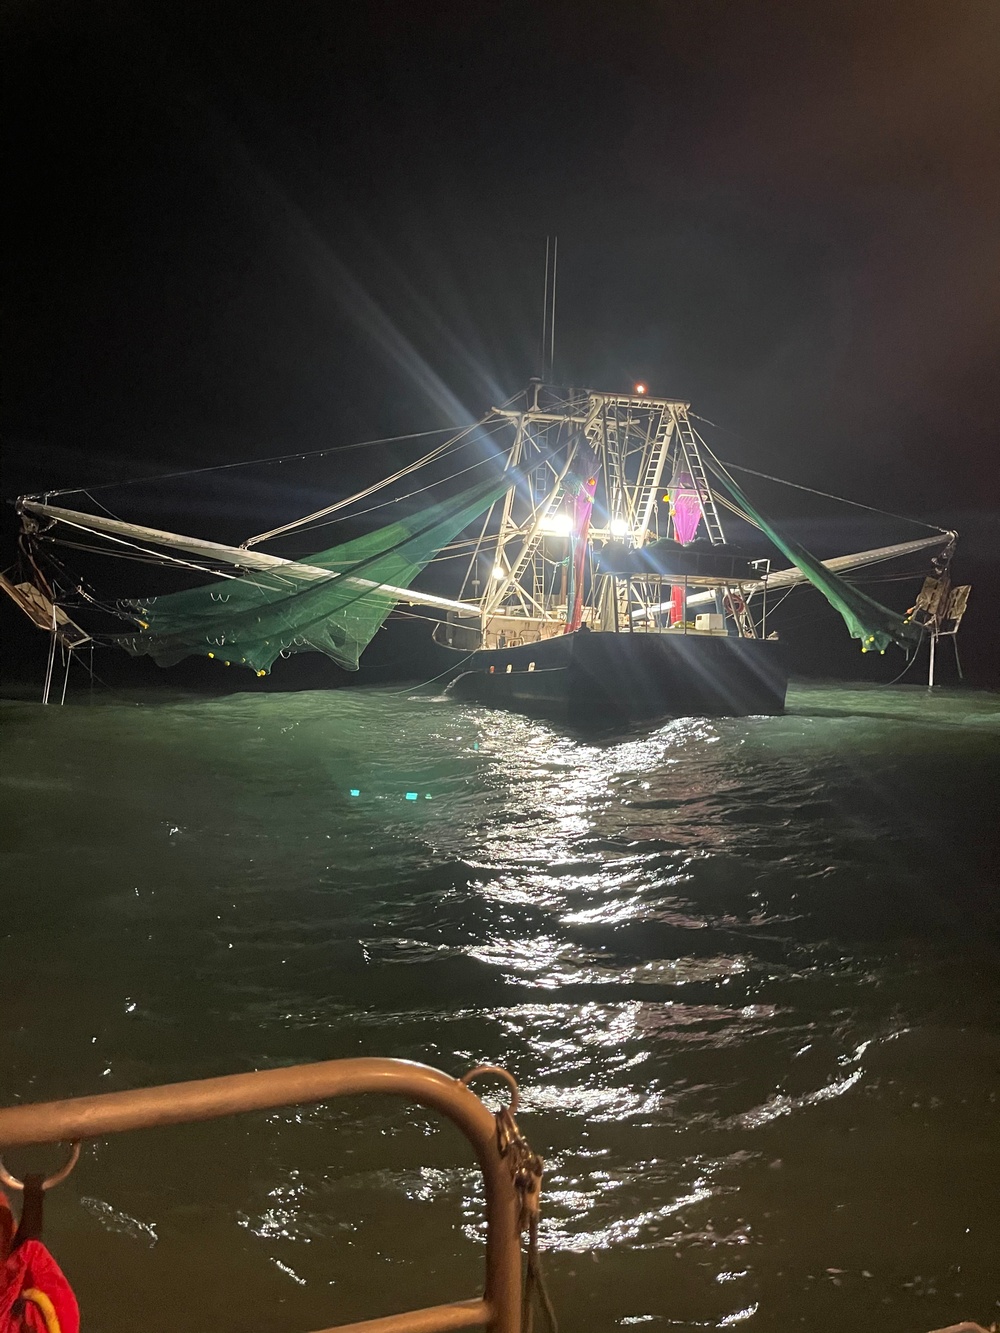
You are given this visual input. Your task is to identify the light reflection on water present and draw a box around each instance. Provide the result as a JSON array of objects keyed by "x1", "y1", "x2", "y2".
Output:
[{"x1": 1, "y1": 681, "x2": 999, "y2": 1332}]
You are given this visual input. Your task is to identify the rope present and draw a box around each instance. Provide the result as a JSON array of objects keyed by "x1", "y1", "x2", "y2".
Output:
[
  {"x1": 21, "y1": 1290, "x2": 63, "y2": 1333},
  {"x1": 884, "y1": 630, "x2": 927, "y2": 685},
  {"x1": 244, "y1": 398, "x2": 522, "y2": 548},
  {"x1": 42, "y1": 605, "x2": 58, "y2": 705},
  {"x1": 59, "y1": 647, "x2": 72, "y2": 706},
  {"x1": 34, "y1": 426, "x2": 465, "y2": 499},
  {"x1": 689, "y1": 414, "x2": 948, "y2": 534},
  {"x1": 74, "y1": 650, "x2": 134, "y2": 705},
  {"x1": 21, "y1": 1290, "x2": 62, "y2": 1333},
  {"x1": 80, "y1": 491, "x2": 128, "y2": 523},
  {"x1": 12, "y1": 1174, "x2": 45, "y2": 1248},
  {"x1": 274, "y1": 444, "x2": 505, "y2": 541},
  {"x1": 714, "y1": 493, "x2": 763, "y2": 530},
  {"x1": 721, "y1": 460, "x2": 948, "y2": 534},
  {"x1": 45, "y1": 537, "x2": 242, "y2": 575},
  {"x1": 243, "y1": 424, "x2": 485, "y2": 548},
  {"x1": 521, "y1": 1211, "x2": 558, "y2": 1333},
  {"x1": 388, "y1": 646, "x2": 482, "y2": 695},
  {"x1": 37, "y1": 520, "x2": 246, "y2": 584}
]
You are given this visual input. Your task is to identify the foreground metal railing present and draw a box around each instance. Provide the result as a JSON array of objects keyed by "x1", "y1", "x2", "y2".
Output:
[{"x1": 0, "y1": 1057, "x2": 528, "y2": 1333}]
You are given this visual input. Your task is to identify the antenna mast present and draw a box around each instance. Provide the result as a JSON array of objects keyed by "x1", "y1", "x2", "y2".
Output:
[
  {"x1": 539, "y1": 235, "x2": 559, "y2": 380},
  {"x1": 539, "y1": 237, "x2": 551, "y2": 378},
  {"x1": 549, "y1": 235, "x2": 558, "y2": 381}
]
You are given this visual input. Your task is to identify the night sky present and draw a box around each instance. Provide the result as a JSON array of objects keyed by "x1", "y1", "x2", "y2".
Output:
[{"x1": 3, "y1": 0, "x2": 999, "y2": 681}]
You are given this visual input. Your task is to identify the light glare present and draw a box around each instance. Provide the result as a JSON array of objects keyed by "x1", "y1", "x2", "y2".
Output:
[{"x1": 540, "y1": 513, "x2": 574, "y2": 535}]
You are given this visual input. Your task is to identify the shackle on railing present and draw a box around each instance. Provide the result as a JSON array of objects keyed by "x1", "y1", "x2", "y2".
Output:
[
  {"x1": 0, "y1": 1056, "x2": 541, "y2": 1333},
  {"x1": 0, "y1": 1139, "x2": 80, "y2": 1192}
]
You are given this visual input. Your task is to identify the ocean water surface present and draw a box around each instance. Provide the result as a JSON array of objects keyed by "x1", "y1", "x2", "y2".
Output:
[{"x1": 1, "y1": 680, "x2": 998, "y2": 1332}]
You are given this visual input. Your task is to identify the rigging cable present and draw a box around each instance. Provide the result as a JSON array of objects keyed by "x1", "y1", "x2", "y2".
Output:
[
  {"x1": 34, "y1": 426, "x2": 471, "y2": 500},
  {"x1": 243, "y1": 393, "x2": 524, "y2": 548},
  {"x1": 269, "y1": 423, "x2": 513, "y2": 541},
  {"x1": 688, "y1": 414, "x2": 951, "y2": 535},
  {"x1": 883, "y1": 630, "x2": 927, "y2": 685},
  {"x1": 244, "y1": 424, "x2": 482, "y2": 547},
  {"x1": 34, "y1": 517, "x2": 248, "y2": 584},
  {"x1": 714, "y1": 493, "x2": 764, "y2": 530},
  {"x1": 952, "y1": 636, "x2": 964, "y2": 681},
  {"x1": 387, "y1": 644, "x2": 482, "y2": 695}
]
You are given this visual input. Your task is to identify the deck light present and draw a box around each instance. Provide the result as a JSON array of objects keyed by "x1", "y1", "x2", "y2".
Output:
[{"x1": 540, "y1": 513, "x2": 573, "y2": 535}]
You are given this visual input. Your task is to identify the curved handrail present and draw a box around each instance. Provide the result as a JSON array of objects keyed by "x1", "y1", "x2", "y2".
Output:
[{"x1": 0, "y1": 1057, "x2": 525, "y2": 1333}]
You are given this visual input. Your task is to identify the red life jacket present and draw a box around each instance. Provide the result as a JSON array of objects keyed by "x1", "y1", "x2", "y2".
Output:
[{"x1": 0, "y1": 1190, "x2": 79, "y2": 1333}]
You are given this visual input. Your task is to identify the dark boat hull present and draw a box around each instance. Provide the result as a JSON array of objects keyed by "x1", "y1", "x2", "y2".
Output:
[{"x1": 447, "y1": 630, "x2": 787, "y2": 721}]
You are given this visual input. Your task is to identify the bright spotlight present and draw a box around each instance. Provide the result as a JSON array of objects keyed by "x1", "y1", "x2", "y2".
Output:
[
  {"x1": 540, "y1": 513, "x2": 573, "y2": 535},
  {"x1": 609, "y1": 518, "x2": 631, "y2": 537},
  {"x1": 491, "y1": 563, "x2": 506, "y2": 580},
  {"x1": 634, "y1": 382, "x2": 647, "y2": 395}
]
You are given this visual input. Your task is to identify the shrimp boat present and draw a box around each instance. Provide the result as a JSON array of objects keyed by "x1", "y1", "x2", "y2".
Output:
[{"x1": 4, "y1": 381, "x2": 968, "y2": 719}]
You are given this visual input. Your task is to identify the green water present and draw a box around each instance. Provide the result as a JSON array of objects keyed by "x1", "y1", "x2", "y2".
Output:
[{"x1": 2, "y1": 681, "x2": 999, "y2": 1332}]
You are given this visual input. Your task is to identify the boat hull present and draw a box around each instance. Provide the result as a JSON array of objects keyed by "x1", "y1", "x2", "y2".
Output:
[{"x1": 447, "y1": 630, "x2": 787, "y2": 721}]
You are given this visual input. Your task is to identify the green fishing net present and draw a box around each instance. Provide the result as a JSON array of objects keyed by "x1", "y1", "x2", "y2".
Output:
[
  {"x1": 713, "y1": 470, "x2": 922, "y2": 653},
  {"x1": 118, "y1": 474, "x2": 507, "y2": 674}
]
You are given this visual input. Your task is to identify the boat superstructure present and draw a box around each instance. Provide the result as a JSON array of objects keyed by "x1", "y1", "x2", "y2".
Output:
[
  {"x1": 427, "y1": 383, "x2": 965, "y2": 718},
  {"x1": 438, "y1": 382, "x2": 762, "y2": 655}
]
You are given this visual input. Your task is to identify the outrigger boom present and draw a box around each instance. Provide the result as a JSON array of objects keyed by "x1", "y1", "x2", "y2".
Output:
[{"x1": 18, "y1": 499, "x2": 478, "y2": 618}]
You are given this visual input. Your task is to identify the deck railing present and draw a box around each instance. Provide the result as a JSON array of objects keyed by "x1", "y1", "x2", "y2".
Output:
[{"x1": 0, "y1": 1057, "x2": 526, "y2": 1333}]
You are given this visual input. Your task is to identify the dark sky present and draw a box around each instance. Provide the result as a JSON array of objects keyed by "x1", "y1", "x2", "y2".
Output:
[{"x1": 4, "y1": 1, "x2": 999, "y2": 544}]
